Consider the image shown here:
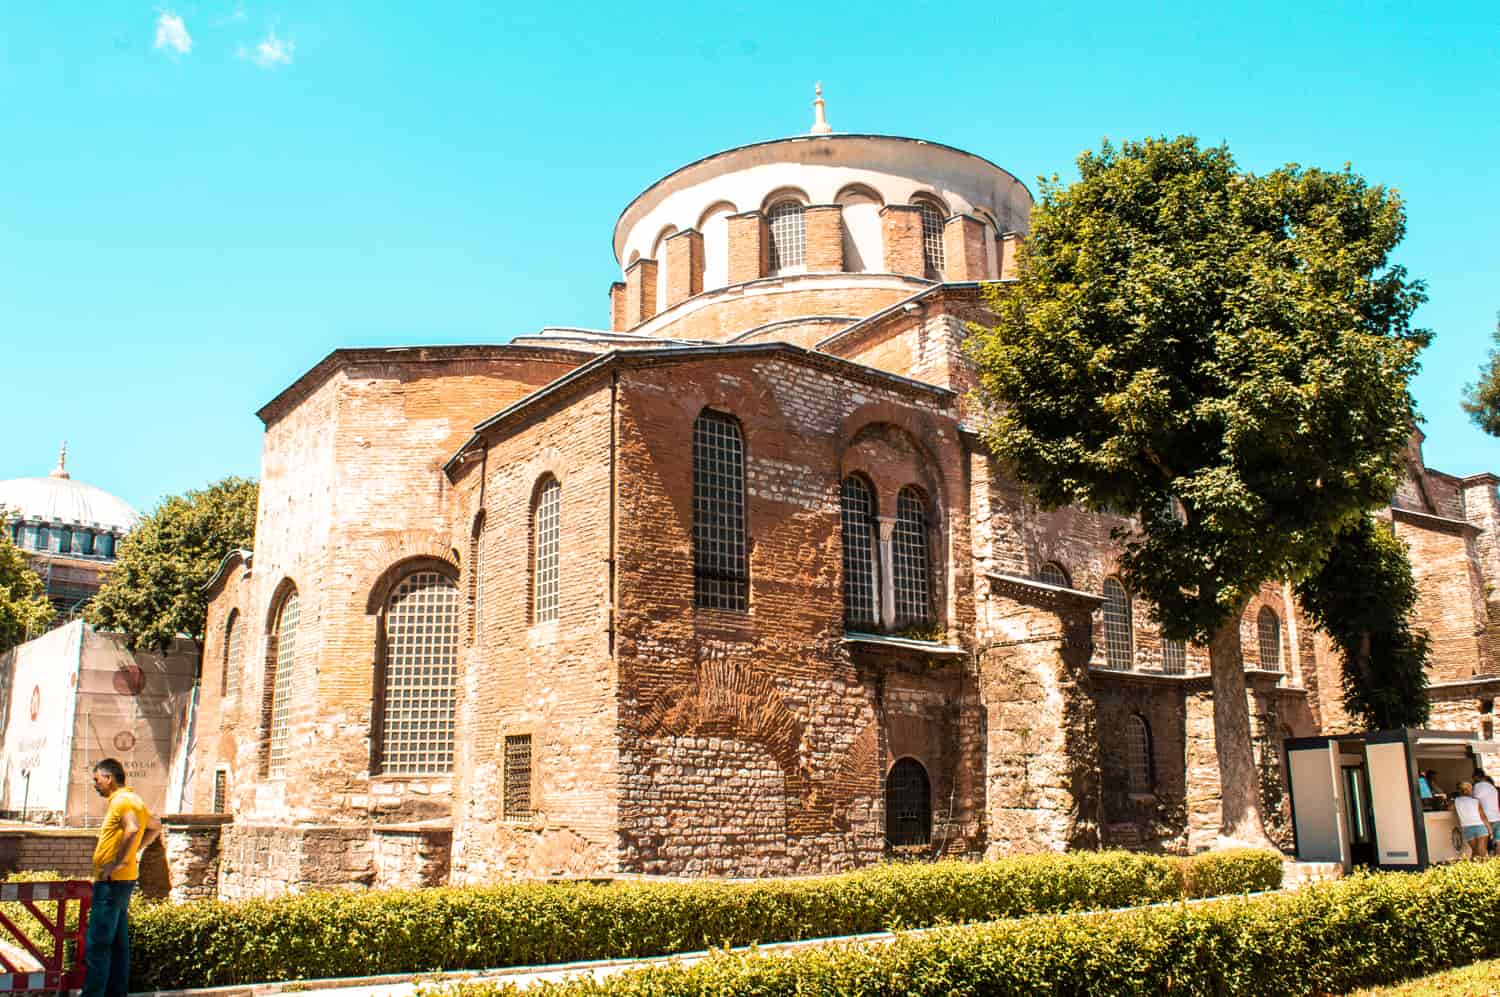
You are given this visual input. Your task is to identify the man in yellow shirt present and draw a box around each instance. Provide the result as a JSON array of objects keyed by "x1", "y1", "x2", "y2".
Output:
[{"x1": 83, "y1": 758, "x2": 161, "y2": 997}]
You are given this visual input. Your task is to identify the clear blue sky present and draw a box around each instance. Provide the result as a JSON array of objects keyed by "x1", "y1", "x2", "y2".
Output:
[{"x1": 2, "y1": 1, "x2": 1496, "y2": 514}]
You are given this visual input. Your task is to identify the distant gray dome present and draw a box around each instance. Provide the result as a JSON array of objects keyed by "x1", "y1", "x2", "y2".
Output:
[{"x1": 0, "y1": 475, "x2": 140, "y2": 533}]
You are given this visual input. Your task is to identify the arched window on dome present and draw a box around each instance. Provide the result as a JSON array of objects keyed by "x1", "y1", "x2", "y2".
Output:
[
  {"x1": 914, "y1": 199, "x2": 947, "y2": 279},
  {"x1": 34, "y1": 525, "x2": 49, "y2": 552},
  {"x1": 698, "y1": 202, "x2": 736, "y2": 291},
  {"x1": 7, "y1": 521, "x2": 18, "y2": 546},
  {"x1": 79, "y1": 530, "x2": 95, "y2": 557},
  {"x1": 100, "y1": 533, "x2": 116, "y2": 559},
  {"x1": 767, "y1": 200, "x2": 806, "y2": 275},
  {"x1": 58, "y1": 526, "x2": 72, "y2": 555},
  {"x1": 836, "y1": 185, "x2": 883, "y2": 273}
]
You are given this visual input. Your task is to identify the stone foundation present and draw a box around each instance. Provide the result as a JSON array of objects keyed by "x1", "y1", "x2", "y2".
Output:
[
  {"x1": 162, "y1": 815, "x2": 232, "y2": 902},
  {"x1": 218, "y1": 822, "x2": 454, "y2": 899}
]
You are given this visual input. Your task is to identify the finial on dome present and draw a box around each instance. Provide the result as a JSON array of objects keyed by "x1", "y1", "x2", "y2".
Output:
[
  {"x1": 50, "y1": 441, "x2": 69, "y2": 480},
  {"x1": 810, "y1": 81, "x2": 832, "y2": 135}
]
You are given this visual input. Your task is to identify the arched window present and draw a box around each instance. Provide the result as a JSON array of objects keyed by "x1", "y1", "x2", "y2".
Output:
[
  {"x1": 1162, "y1": 636, "x2": 1186, "y2": 675},
  {"x1": 1126, "y1": 715, "x2": 1153, "y2": 792},
  {"x1": 267, "y1": 590, "x2": 299, "y2": 777},
  {"x1": 58, "y1": 527, "x2": 72, "y2": 554},
  {"x1": 916, "y1": 200, "x2": 946, "y2": 278},
  {"x1": 1102, "y1": 578, "x2": 1133, "y2": 670},
  {"x1": 532, "y1": 478, "x2": 561, "y2": 623},
  {"x1": 892, "y1": 487, "x2": 932, "y2": 627},
  {"x1": 693, "y1": 410, "x2": 748, "y2": 611},
  {"x1": 886, "y1": 757, "x2": 932, "y2": 846},
  {"x1": 1038, "y1": 562, "x2": 1070, "y2": 588},
  {"x1": 100, "y1": 533, "x2": 115, "y2": 559},
  {"x1": 468, "y1": 511, "x2": 485, "y2": 644},
  {"x1": 841, "y1": 476, "x2": 878, "y2": 628},
  {"x1": 1258, "y1": 607, "x2": 1282, "y2": 671},
  {"x1": 221, "y1": 609, "x2": 242, "y2": 697},
  {"x1": 7, "y1": 521, "x2": 19, "y2": 545},
  {"x1": 79, "y1": 530, "x2": 95, "y2": 556},
  {"x1": 836, "y1": 186, "x2": 882, "y2": 273},
  {"x1": 767, "y1": 200, "x2": 805, "y2": 274},
  {"x1": 35, "y1": 525, "x2": 49, "y2": 552},
  {"x1": 379, "y1": 571, "x2": 459, "y2": 775}
]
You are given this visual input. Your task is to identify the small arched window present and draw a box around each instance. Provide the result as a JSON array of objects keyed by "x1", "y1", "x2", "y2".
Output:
[
  {"x1": 916, "y1": 200, "x2": 946, "y2": 278},
  {"x1": 1258, "y1": 607, "x2": 1282, "y2": 671},
  {"x1": 1038, "y1": 562, "x2": 1070, "y2": 588},
  {"x1": 1102, "y1": 578, "x2": 1133, "y2": 670},
  {"x1": 885, "y1": 757, "x2": 932, "y2": 846},
  {"x1": 693, "y1": 410, "x2": 748, "y2": 611},
  {"x1": 379, "y1": 571, "x2": 459, "y2": 775},
  {"x1": 532, "y1": 477, "x2": 561, "y2": 623},
  {"x1": 267, "y1": 590, "x2": 300, "y2": 777},
  {"x1": 841, "y1": 476, "x2": 878, "y2": 628},
  {"x1": 1162, "y1": 636, "x2": 1186, "y2": 675},
  {"x1": 1126, "y1": 715, "x2": 1153, "y2": 792},
  {"x1": 79, "y1": 530, "x2": 95, "y2": 556},
  {"x1": 892, "y1": 487, "x2": 932, "y2": 627},
  {"x1": 34, "y1": 525, "x2": 49, "y2": 552},
  {"x1": 767, "y1": 200, "x2": 806, "y2": 274},
  {"x1": 221, "y1": 609, "x2": 242, "y2": 697},
  {"x1": 58, "y1": 527, "x2": 72, "y2": 554},
  {"x1": 100, "y1": 533, "x2": 115, "y2": 559}
]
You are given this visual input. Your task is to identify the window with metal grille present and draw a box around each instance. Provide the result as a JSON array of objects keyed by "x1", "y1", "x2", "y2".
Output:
[
  {"x1": 268, "y1": 591, "x2": 299, "y2": 776},
  {"x1": 893, "y1": 487, "x2": 932, "y2": 627},
  {"x1": 380, "y1": 572, "x2": 458, "y2": 775},
  {"x1": 841, "y1": 476, "x2": 878, "y2": 628},
  {"x1": 767, "y1": 201, "x2": 805, "y2": 273},
  {"x1": 222, "y1": 610, "x2": 242, "y2": 697},
  {"x1": 885, "y1": 757, "x2": 932, "y2": 847},
  {"x1": 504, "y1": 734, "x2": 533, "y2": 821},
  {"x1": 917, "y1": 201, "x2": 946, "y2": 278},
  {"x1": 693, "y1": 410, "x2": 748, "y2": 611},
  {"x1": 1102, "y1": 578, "x2": 1133, "y2": 670},
  {"x1": 1162, "y1": 636, "x2": 1186, "y2": 675},
  {"x1": 1038, "y1": 562, "x2": 1070, "y2": 588},
  {"x1": 468, "y1": 513, "x2": 485, "y2": 645},
  {"x1": 211, "y1": 769, "x2": 228, "y2": 814},
  {"x1": 1257, "y1": 607, "x2": 1282, "y2": 670},
  {"x1": 1125, "y1": 715, "x2": 1153, "y2": 792},
  {"x1": 533, "y1": 478, "x2": 561, "y2": 623}
]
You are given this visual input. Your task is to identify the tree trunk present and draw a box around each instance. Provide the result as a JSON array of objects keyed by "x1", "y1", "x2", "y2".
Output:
[{"x1": 1208, "y1": 615, "x2": 1277, "y2": 849}]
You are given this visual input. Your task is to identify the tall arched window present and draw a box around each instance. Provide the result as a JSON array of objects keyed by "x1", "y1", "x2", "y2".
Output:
[
  {"x1": 885, "y1": 757, "x2": 932, "y2": 847},
  {"x1": 468, "y1": 511, "x2": 486, "y2": 644},
  {"x1": 35, "y1": 525, "x2": 49, "y2": 552},
  {"x1": 1258, "y1": 607, "x2": 1282, "y2": 671},
  {"x1": 1038, "y1": 562, "x2": 1070, "y2": 588},
  {"x1": 892, "y1": 487, "x2": 932, "y2": 627},
  {"x1": 693, "y1": 410, "x2": 748, "y2": 611},
  {"x1": 533, "y1": 477, "x2": 561, "y2": 623},
  {"x1": 916, "y1": 200, "x2": 946, "y2": 278},
  {"x1": 1102, "y1": 578, "x2": 1133, "y2": 670},
  {"x1": 221, "y1": 609, "x2": 242, "y2": 697},
  {"x1": 1126, "y1": 715, "x2": 1153, "y2": 792},
  {"x1": 767, "y1": 200, "x2": 805, "y2": 274},
  {"x1": 1162, "y1": 636, "x2": 1186, "y2": 675},
  {"x1": 380, "y1": 571, "x2": 459, "y2": 775},
  {"x1": 841, "y1": 476, "x2": 878, "y2": 628},
  {"x1": 267, "y1": 590, "x2": 299, "y2": 777}
]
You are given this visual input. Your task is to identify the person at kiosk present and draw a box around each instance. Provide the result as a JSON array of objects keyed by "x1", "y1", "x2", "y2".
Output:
[
  {"x1": 1472, "y1": 771, "x2": 1500, "y2": 855},
  {"x1": 1451, "y1": 781, "x2": 1490, "y2": 860}
]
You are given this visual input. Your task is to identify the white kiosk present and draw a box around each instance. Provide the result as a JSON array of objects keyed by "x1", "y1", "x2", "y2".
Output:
[{"x1": 1286, "y1": 728, "x2": 1500, "y2": 871}]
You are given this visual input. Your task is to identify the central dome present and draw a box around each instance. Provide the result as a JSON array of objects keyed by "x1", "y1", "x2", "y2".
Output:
[{"x1": 0, "y1": 474, "x2": 140, "y2": 534}]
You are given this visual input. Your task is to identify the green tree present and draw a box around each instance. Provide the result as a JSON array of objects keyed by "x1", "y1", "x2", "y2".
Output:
[
  {"x1": 1296, "y1": 516, "x2": 1430, "y2": 730},
  {"x1": 87, "y1": 477, "x2": 258, "y2": 654},
  {"x1": 1462, "y1": 312, "x2": 1500, "y2": 437},
  {"x1": 0, "y1": 513, "x2": 55, "y2": 651},
  {"x1": 970, "y1": 136, "x2": 1428, "y2": 845}
]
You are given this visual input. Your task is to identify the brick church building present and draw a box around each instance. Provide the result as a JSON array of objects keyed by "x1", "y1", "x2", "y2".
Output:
[{"x1": 188, "y1": 93, "x2": 1500, "y2": 896}]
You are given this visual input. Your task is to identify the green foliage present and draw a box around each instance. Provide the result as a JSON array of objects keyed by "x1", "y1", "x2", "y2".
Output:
[
  {"x1": 431, "y1": 862, "x2": 1500, "y2": 997},
  {"x1": 970, "y1": 136, "x2": 1429, "y2": 643},
  {"x1": 1462, "y1": 312, "x2": 1500, "y2": 437},
  {"x1": 0, "y1": 513, "x2": 55, "y2": 651},
  {"x1": 86, "y1": 477, "x2": 257, "y2": 653},
  {"x1": 1296, "y1": 516, "x2": 1431, "y2": 729},
  {"x1": 123, "y1": 850, "x2": 1281, "y2": 990}
]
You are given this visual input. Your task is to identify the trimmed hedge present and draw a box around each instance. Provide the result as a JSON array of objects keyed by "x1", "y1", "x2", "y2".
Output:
[
  {"x1": 426, "y1": 861, "x2": 1500, "y2": 997},
  {"x1": 126, "y1": 849, "x2": 1279, "y2": 990}
]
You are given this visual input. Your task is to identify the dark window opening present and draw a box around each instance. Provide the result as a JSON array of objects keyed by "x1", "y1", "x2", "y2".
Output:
[
  {"x1": 504, "y1": 734, "x2": 533, "y2": 821},
  {"x1": 885, "y1": 757, "x2": 932, "y2": 847}
]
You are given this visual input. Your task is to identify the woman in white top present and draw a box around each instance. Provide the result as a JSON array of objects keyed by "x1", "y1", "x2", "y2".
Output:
[
  {"x1": 1471, "y1": 771, "x2": 1500, "y2": 856},
  {"x1": 1452, "y1": 781, "x2": 1490, "y2": 860}
]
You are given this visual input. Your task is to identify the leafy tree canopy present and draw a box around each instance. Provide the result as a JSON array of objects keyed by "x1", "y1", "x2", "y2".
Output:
[
  {"x1": 1462, "y1": 312, "x2": 1500, "y2": 437},
  {"x1": 1296, "y1": 516, "x2": 1430, "y2": 731},
  {"x1": 0, "y1": 512, "x2": 54, "y2": 651},
  {"x1": 87, "y1": 477, "x2": 258, "y2": 654},
  {"x1": 973, "y1": 136, "x2": 1429, "y2": 642}
]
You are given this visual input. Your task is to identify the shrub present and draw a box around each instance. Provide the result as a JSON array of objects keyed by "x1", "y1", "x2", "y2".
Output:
[
  {"x1": 126, "y1": 849, "x2": 1279, "y2": 990},
  {"x1": 423, "y1": 862, "x2": 1500, "y2": 997}
]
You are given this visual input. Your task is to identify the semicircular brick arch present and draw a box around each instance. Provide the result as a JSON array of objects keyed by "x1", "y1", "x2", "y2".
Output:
[{"x1": 360, "y1": 531, "x2": 460, "y2": 614}]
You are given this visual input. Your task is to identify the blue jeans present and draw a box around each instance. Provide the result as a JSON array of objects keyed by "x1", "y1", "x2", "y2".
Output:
[{"x1": 82, "y1": 880, "x2": 135, "y2": 997}]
